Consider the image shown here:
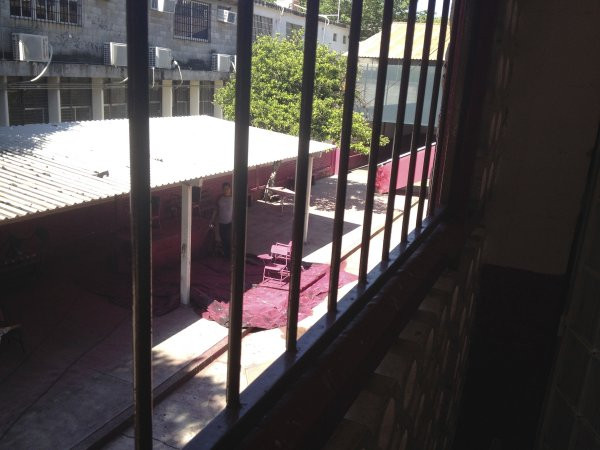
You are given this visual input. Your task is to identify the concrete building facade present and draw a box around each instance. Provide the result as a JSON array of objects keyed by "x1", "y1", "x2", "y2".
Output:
[
  {"x1": 0, "y1": 0, "x2": 348, "y2": 127},
  {"x1": 253, "y1": 1, "x2": 349, "y2": 53}
]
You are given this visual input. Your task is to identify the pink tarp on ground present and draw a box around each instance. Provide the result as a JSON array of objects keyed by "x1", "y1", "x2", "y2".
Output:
[
  {"x1": 194, "y1": 262, "x2": 356, "y2": 329},
  {"x1": 81, "y1": 253, "x2": 356, "y2": 329}
]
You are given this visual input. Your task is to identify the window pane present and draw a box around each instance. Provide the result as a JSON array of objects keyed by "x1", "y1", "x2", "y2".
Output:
[
  {"x1": 286, "y1": 22, "x2": 302, "y2": 38},
  {"x1": 252, "y1": 15, "x2": 273, "y2": 41},
  {"x1": 199, "y1": 81, "x2": 214, "y2": 116},
  {"x1": 173, "y1": 82, "x2": 190, "y2": 116},
  {"x1": 191, "y1": 1, "x2": 209, "y2": 40},
  {"x1": 68, "y1": 0, "x2": 78, "y2": 24},
  {"x1": 36, "y1": 0, "x2": 49, "y2": 20},
  {"x1": 11, "y1": 0, "x2": 32, "y2": 17}
]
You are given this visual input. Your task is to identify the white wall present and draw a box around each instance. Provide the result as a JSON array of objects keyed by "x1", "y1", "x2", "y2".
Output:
[
  {"x1": 483, "y1": 0, "x2": 600, "y2": 274},
  {"x1": 253, "y1": 3, "x2": 349, "y2": 53}
]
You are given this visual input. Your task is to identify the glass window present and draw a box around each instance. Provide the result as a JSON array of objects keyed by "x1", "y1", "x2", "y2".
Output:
[
  {"x1": 173, "y1": 81, "x2": 190, "y2": 116},
  {"x1": 252, "y1": 15, "x2": 273, "y2": 41},
  {"x1": 286, "y1": 22, "x2": 302, "y2": 38},
  {"x1": 10, "y1": 0, "x2": 80, "y2": 24},
  {"x1": 60, "y1": 77, "x2": 92, "y2": 122},
  {"x1": 104, "y1": 82, "x2": 128, "y2": 120},
  {"x1": 199, "y1": 81, "x2": 214, "y2": 116}
]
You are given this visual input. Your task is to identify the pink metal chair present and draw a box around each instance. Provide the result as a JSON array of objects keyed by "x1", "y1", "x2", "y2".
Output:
[{"x1": 260, "y1": 243, "x2": 292, "y2": 284}]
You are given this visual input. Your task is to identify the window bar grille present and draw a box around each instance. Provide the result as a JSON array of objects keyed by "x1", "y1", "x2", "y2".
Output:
[
  {"x1": 226, "y1": 0, "x2": 253, "y2": 407},
  {"x1": 416, "y1": 0, "x2": 451, "y2": 228},
  {"x1": 286, "y1": 0, "x2": 320, "y2": 351},
  {"x1": 381, "y1": 0, "x2": 418, "y2": 262},
  {"x1": 357, "y1": 0, "x2": 395, "y2": 284},
  {"x1": 400, "y1": 0, "x2": 437, "y2": 243},
  {"x1": 327, "y1": 0, "x2": 364, "y2": 311},
  {"x1": 125, "y1": 0, "x2": 152, "y2": 445}
]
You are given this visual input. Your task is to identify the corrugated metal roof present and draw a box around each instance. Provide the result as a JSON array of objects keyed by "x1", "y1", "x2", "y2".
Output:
[
  {"x1": 357, "y1": 22, "x2": 450, "y2": 60},
  {"x1": 0, "y1": 116, "x2": 334, "y2": 224}
]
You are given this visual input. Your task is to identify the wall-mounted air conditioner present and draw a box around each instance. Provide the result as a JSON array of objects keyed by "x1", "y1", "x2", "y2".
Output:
[
  {"x1": 12, "y1": 33, "x2": 50, "y2": 62},
  {"x1": 217, "y1": 7, "x2": 237, "y2": 24},
  {"x1": 212, "y1": 53, "x2": 234, "y2": 72},
  {"x1": 104, "y1": 42, "x2": 128, "y2": 67},
  {"x1": 148, "y1": 46, "x2": 172, "y2": 69},
  {"x1": 150, "y1": 0, "x2": 176, "y2": 13}
]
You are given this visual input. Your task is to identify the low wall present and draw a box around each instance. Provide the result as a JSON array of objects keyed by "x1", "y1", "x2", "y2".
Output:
[{"x1": 375, "y1": 145, "x2": 436, "y2": 194}]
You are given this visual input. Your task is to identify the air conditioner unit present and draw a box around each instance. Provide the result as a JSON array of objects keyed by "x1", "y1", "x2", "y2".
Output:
[
  {"x1": 103, "y1": 42, "x2": 128, "y2": 67},
  {"x1": 150, "y1": 0, "x2": 176, "y2": 13},
  {"x1": 211, "y1": 53, "x2": 234, "y2": 72},
  {"x1": 217, "y1": 7, "x2": 237, "y2": 24},
  {"x1": 12, "y1": 33, "x2": 50, "y2": 62},
  {"x1": 148, "y1": 46, "x2": 172, "y2": 69}
]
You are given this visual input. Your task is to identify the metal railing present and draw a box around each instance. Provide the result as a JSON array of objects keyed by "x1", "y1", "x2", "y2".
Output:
[{"x1": 124, "y1": 0, "x2": 455, "y2": 447}]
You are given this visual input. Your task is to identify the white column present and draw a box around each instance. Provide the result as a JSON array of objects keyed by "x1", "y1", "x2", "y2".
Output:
[
  {"x1": 162, "y1": 79, "x2": 173, "y2": 117},
  {"x1": 180, "y1": 183, "x2": 192, "y2": 305},
  {"x1": 0, "y1": 76, "x2": 9, "y2": 126},
  {"x1": 303, "y1": 155, "x2": 314, "y2": 243},
  {"x1": 91, "y1": 78, "x2": 104, "y2": 120},
  {"x1": 213, "y1": 80, "x2": 224, "y2": 119},
  {"x1": 190, "y1": 80, "x2": 200, "y2": 116},
  {"x1": 47, "y1": 76, "x2": 61, "y2": 123}
]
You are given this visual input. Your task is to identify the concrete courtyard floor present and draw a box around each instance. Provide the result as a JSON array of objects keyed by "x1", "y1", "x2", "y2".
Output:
[{"x1": 0, "y1": 167, "x2": 425, "y2": 449}]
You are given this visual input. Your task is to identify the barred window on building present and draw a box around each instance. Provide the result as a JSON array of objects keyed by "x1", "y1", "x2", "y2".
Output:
[
  {"x1": 199, "y1": 81, "x2": 214, "y2": 116},
  {"x1": 285, "y1": 22, "x2": 302, "y2": 38},
  {"x1": 149, "y1": 87, "x2": 162, "y2": 118},
  {"x1": 10, "y1": 0, "x2": 81, "y2": 25},
  {"x1": 173, "y1": 81, "x2": 190, "y2": 116},
  {"x1": 7, "y1": 77, "x2": 49, "y2": 126},
  {"x1": 252, "y1": 15, "x2": 273, "y2": 41},
  {"x1": 60, "y1": 78, "x2": 92, "y2": 122},
  {"x1": 174, "y1": 0, "x2": 210, "y2": 42},
  {"x1": 104, "y1": 83, "x2": 128, "y2": 120}
]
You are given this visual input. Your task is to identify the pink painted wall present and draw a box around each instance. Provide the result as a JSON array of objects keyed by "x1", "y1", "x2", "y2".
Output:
[{"x1": 374, "y1": 145, "x2": 436, "y2": 194}]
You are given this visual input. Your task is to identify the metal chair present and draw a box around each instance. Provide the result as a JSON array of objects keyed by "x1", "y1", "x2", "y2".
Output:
[{"x1": 260, "y1": 243, "x2": 292, "y2": 284}]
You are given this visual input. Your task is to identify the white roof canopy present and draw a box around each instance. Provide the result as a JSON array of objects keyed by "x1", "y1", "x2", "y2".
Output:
[{"x1": 0, "y1": 115, "x2": 334, "y2": 223}]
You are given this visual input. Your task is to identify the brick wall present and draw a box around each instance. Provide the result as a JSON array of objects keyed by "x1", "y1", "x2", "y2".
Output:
[{"x1": 324, "y1": 230, "x2": 485, "y2": 450}]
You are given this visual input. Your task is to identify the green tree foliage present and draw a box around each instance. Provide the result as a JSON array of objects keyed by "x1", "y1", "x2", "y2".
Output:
[{"x1": 214, "y1": 32, "x2": 388, "y2": 154}]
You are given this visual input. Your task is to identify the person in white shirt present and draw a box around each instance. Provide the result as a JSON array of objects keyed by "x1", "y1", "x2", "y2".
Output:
[{"x1": 211, "y1": 182, "x2": 233, "y2": 259}]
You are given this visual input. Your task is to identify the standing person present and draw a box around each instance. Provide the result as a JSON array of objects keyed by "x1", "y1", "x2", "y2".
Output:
[{"x1": 211, "y1": 182, "x2": 233, "y2": 259}]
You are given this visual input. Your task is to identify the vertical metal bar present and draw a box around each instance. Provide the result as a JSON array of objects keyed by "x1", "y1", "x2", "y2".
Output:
[
  {"x1": 400, "y1": 0, "x2": 436, "y2": 243},
  {"x1": 381, "y1": 0, "x2": 418, "y2": 261},
  {"x1": 286, "y1": 0, "x2": 320, "y2": 351},
  {"x1": 226, "y1": 0, "x2": 253, "y2": 407},
  {"x1": 327, "y1": 0, "x2": 363, "y2": 311},
  {"x1": 125, "y1": 0, "x2": 152, "y2": 446},
  {"x1": 416, "y1": 0, "x2": 451, "y2": 227},
  {"x1": 429, "y1": 0, "x2": 461, "y2": 216},
  {"x1": 357, "y1": 0, "x2": 395, "y2": 284}
]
